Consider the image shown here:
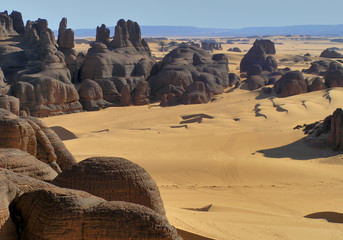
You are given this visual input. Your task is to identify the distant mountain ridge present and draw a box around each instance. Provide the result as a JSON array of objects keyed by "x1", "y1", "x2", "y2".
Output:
[{"x1": 61, "y1": 24, "x2": 343, "y2": 38}]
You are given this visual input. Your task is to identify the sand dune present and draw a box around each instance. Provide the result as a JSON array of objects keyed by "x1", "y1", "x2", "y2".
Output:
[{"x1": 41, "y1": 37, "x2": 343, "y2": 239}]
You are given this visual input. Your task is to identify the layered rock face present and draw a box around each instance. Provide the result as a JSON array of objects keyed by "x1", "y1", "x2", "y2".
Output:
[
  {"x1": 53, "y1": 157, "x2": 166, "y2": 217},
  {"x1": 3, "y1": 18, "x2": 83, "y2": 117},
  {"x1": 149, "y1": 46, "x2": 229, "y2": 106},
  {"x1": 0, "y1": 148, "x2": 57, "y2": 181},
  {"x1": 0, "y1": 109, "x2": 77, "y2": 172}
]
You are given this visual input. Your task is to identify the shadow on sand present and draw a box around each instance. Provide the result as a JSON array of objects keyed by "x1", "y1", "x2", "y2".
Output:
[
  {"x1": 305, "y1": 212, "x2": 343, "y2": 224},
  {"x1": 257, "y1": 135, "x2": 340, "y2": 160}
]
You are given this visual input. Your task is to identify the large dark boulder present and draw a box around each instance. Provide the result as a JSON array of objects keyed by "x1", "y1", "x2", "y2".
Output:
[
  {"x1": 240, "y1": 45, "x2": 266, "y2": 73},
  {"x1": 247, "y1": 75, "x2": 268, "y2": 91},
  {"x1": 78, "y1": 79, "x2": 113, "y2": 111},
  {"x1": 324, "y1": 68, "x2": 343, "y2": 88},
  {"x1": 253, "y1": 39, "x2": 276, "y2": 55},
  {"x1": 274, "y1": 71, "x2": 307, "y2": 97},
  {"x1": 320, "y1": 49, "x2": 343, "y2": 58}
]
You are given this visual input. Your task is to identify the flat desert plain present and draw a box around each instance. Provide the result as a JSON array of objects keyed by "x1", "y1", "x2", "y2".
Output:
[{"x1": 44, "y1": 37, "x2": 343, "y2": 240}]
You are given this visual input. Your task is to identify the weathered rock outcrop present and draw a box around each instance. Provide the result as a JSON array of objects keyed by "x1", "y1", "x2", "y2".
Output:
[
  {"x1": 327, "y1": 108, "x2": 343, "y2": 150},
  {"x1": 149, "y1": 46, "x2": 229, "y2": 106},
  {"x1": 109, "y1": 19, "x2": 151, "y2": 56},
  {"x1": 302, "y1": 59, "x2": 335, "y2": 75},
  {"x1": 0, "y1": 11, "x2": 17, "y2": 37},
  {"x1": 201, "y1": 40, "x2": 222, "y2": 51},
  {"x1": 0, "y1": 168, "x2": 55, "y2": 240},
  {"x1": 53, "y1": 157, "x2": 166, "y2": 217},
  {"x1": 274, "y1": 71, "x2": 307, "y2": 97},
  {"x1": 1, "y1": 18, "x2": 82, "y2": 117},
  {"x1": 240, "y1": 45, "x2": 267, "y2": 73},
  {"x1": 254, "y1": 39, "x2": 276, "y2": 55},
  {"x1": 308, "y1": 77, "x2": 325, "y2": 92},
  {"x1": 80, "y1": 20, "x2": 156, "y2": 106},
  {"x1": 240, "y1": 40, "x2": 278, "y2": 74},
  {"x1": 96, "y1": 24, "x2": 110, "y2": 43},
  {"x1": 11, "y1": 187, "x2": 181, "y2": 240},
  {"x1": 324, "y1": 62, "x2": 343, "y2": 88},
  {"x1": 320, "y1": 49, "x2": 343, "y2": 58},
  {"x1": 0, "y1": 95, "x2": 19, "y2": 115},
  {"x1": 0, "y1": 109, "x2": 76, "y2": 172},
  {"x1": 78, "y1": 79, "x2": 113, "y2": 111},
  {"x1": 57, "y1": 18, "x2": 74, "y2": 49},
  {"x1": 9, "y1": 11, "x2": 24, "y2": 35},
  {"x1": 0, "y1": 148, "x2": 57, "y2": 181}
]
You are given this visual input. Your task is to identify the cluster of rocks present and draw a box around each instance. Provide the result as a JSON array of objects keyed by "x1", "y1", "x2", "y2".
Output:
[
  {"x1": 239, "y1": 39, "x2": 343, "y2": 98},
  {"x1": 0, "y1": 108, "x2": 182, "y2": 239},
  {"x1": 0, "y1": 12, "x2": 82, "y2": 117},
  {"x1": 227, "y1": 47, "x2": 242, "y2": 52},
  {"x1": 148, "y1": 46, "x2": 234, "y2": 106},
  {"x1": 201, "y1": 40, "x2": 222, "y2": 51}
]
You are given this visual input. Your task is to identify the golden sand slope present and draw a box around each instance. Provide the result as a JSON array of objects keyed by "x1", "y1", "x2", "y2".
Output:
[
  {"x1": 41, "y1": 37, "x2": 343, "y2": 239},
  {"x1": 42, "y1": 86, "x2": 343, "y2": 240}
]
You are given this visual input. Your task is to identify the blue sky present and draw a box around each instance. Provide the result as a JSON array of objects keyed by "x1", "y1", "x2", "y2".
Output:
[{"x1": 2, "y1": 0, "x2": 343, "y2": 30}]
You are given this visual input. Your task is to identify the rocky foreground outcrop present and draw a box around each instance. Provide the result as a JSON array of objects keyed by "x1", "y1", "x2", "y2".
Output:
[
  {"x1": 53, "y1": 157, "x2": 166, "y2": 216},
  {"x1": 0, "y1": 108, "x2": 182, "y2": 239},
  {"x1": 0, "y1": 109, "x2": 76, "y2": 172}
]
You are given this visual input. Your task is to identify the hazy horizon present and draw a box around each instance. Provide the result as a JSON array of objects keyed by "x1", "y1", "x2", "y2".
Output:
[{"x1": 2, "y1": 0, "x2": 343, "y2": 31}]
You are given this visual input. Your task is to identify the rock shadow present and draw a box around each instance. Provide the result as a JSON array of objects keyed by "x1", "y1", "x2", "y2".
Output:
[
  {"x1": 305, "y1": 212, "x2": 343, "y2": 224},
  {"x1": 50, "y1": 126, "x2": 77, "y2": 141},
  {"x1": 257, "y1": 135, "x2": 339, "y2": 160},
  {"x1": 180, "y1": 113, "x2": 214, "y2": 124}
]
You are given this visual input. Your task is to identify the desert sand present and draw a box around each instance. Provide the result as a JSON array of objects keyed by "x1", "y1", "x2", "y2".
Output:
[{"x1": 43, "y1": 37, "x2": 343, "y2": 240}]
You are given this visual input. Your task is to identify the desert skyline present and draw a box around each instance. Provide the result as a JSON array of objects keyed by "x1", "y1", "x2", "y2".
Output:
[{"x1": 2, "y1": 0, "x2": 343, "y2": 30}]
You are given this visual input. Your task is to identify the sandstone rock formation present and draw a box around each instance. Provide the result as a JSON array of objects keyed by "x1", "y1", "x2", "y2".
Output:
[
  {"x1": 254, "y1": 39, "x2": 276, "y2": 55},
  {"x1": 0, "y1": 148, "x2": 57, "y2": 181},
  {"x1": 149, "y1": 46, "x2": 229, "y2": 106},
  {"x1": 96, "y1": 24, "x2": 110, "y2": 43},
  {"x1": 53, "y1": 157, "x2": 166, "y2": 217},
  {"x1": 327, "y1": 108, "x2": 343, "y2": 150},
  {"x1": 57, "y1": 18, "x2": 74, "y2": 49},
  {"x1": 324, "y1": 66, "x2": 343, "y2": 88},
  {"x1": 201, "y1": 40, "x2": 222, "y2": 51},
  {"x1": 9, "y1": 11, "x2": 24, "y2": 35},
  {"x1": 274, "y1": 71, "x2": 307, "y2": 97},
  {"x1": 302, "y1": 59, "x2": 335, "y2": 75},
  {"x1": 109, "y1": 19, "x2": 151, "y2": 56},
  {"x1": 78, "y1": 79, "x2": 113, "y2": 111},
  {"x1": 320, "y1": 49, "x2": 343, "y2": 58},
  {"x1": 80, "y1": 20, "x2": 156, "y2": 106},
  {"x1": 0, "y1": 11, "x2": 17, "y2": 37},
  {"x1": 0, "y1": 109, "x2": 76, "y2": 172},
  {"x1": 240, "y1": 40, "x2": 278, "y2": 74},
  {"x1": 1, "y1": 18, "x2": 82, "y2": 117},
  {"x1": 0, "y1": 95, "x2": 19, "y2": 115},
  {"x1": 308, "y1": 77, "x2": 325, "y2": 92},
  {"x1": 0, "y1": 168, "x2": 55, "y2": 240},
  {"x1": 11, "y1": 187, "x2": 181, "y2": 240},
  {"x1": 240, "y1": 45, "x2": 267, "y2": 73},
  {"x1": 227, "y1": 47, "x2": 242, "y2": 52}
]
